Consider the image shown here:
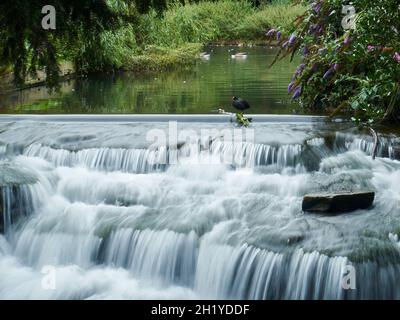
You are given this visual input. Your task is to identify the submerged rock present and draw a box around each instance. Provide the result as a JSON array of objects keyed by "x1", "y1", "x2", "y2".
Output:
[
  {"x1": 302, "y1": 191, "x2": 375, "y2": 213},
  {"x1": 0, "y1": 160, "x2": 40, "y2": 233},
  {"x1": 0, "y1": 185, "x2": 34, "y2": 233},
  {"x1": 392, "y1": 146, "x2": 400, "y2": 160},
  {"x1": 0, "y1": 161, "x2": 38, "y2": 186}
]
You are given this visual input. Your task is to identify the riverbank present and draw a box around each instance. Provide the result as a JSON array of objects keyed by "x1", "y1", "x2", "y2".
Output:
[
  {"x1": 124, "y1": 1, "x2": 304, "y2": 71},
  {"x1": 0, "y1": 62, "x2": 75, "y2": 94},
  {"x1": 91, "y1": 0, "x2": 304, "y2": 73}
]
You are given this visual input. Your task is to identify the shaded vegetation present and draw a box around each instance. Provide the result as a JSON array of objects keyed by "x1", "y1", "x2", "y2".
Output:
[
  {"x1": 0, "y1": 0, "x2": 304, "y2": 89},
  {"x1": 0, "y1": 0, "x2": 136, "y2": 88}
]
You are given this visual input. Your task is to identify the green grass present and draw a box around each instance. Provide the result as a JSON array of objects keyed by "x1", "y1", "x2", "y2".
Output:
[
  {"x1": 49, "y1": 1, "x2": 306, "y2": 75},
  {"x1": 138, "y1": 1, "x2": 305, "y2": 47},
  {"x1": 234, "y1": 3, "x2": 306, "y2": 41},
  {"x1": 120, "y1": 1, "x2": 305, "y2": 71},
  {"x1": 73, "y1": 25, "x2": 138, "y2": 73},
  {"x1": 14, "y1": 99, "x2": 62, "y2": 112}
]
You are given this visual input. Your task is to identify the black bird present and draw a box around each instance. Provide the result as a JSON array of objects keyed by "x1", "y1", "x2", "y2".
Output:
[{"x1": 232, "y1": 96, "x2": 250, "y2": 112}]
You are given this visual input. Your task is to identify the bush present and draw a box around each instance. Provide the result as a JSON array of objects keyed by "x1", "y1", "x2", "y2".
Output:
[{"x1": 267, "y1": 0, "x2": 400, "y2": 124}]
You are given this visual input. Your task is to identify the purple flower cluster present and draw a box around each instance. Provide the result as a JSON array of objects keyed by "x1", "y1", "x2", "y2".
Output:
[
  {"x1": 333, "y1": 63, "x2": 339, "y2": 71},
  {"x1": 292, "y1": 86, "x2": 302, "y2": 99},
  {"x1": 323, "y1": 64, "x2": 338, "y2": 79},
  {"x1": 311, "y1": 1, "x2": 323, "y2": 14},
  {"x1": 266, "y1": 28, "x2": 299, "y2": 50},
  {"x1": 308, "y1": 23, "x2": 323, "y2": 36},
  {"x1": 295, "y1": 63, "x2": 306, "y2": 76},
  {"x1": 266, "y1": 28, "x2": 282, "y2": 42},
  {"x1": 288, "y1": 71, "x2": 302, "y2": 99},
  {"x1": 342, "y1": 36, "x2": 351, "y2": 46},
  {"x1": 394, "y1": 52, "x2": 400, "y2": 63},
  {"x1": 288, "y1": 34, "x2": 297, "y2": 47},
  {"x1": 266, "y1": 29, "x2": 275, "y2": 37},
  {"x1": 367, "y1": 45, "x2": 384, "y2": 52},
  {"x1": 288, "y1": 82, "x2": 296, "y2": 93}
]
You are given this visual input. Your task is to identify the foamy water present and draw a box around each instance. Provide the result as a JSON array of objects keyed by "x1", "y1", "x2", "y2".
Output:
[{"x1": 0, "y1": 120, "x2": 400, "y2": 299}]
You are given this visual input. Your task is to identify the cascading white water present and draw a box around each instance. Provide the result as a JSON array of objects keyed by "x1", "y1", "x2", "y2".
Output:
[
  {"x1": 343, "y1": 131, "x2": 400, "y2": 160},
  {"x1": 24, "y1": 144, "x2": 169, "y2": 173},
  {"x1": 0, "y1": 121, "x2": 400, "y2": 299},
  {"x1": 0, "y1": 145, "x2": 6, "y2": 158},
  {"x1": 1, "y1": 187, "x2": 11, "y2": 233}
]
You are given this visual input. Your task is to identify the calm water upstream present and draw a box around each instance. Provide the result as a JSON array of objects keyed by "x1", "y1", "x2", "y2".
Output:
[{"x1": 0, "y1": 46, "x2": 301, "y2": 114}]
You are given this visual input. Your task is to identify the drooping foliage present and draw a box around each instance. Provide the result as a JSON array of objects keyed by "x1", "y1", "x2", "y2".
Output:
[{"x1": 0, "y1": 0, "x2": 140, "y2": 88}]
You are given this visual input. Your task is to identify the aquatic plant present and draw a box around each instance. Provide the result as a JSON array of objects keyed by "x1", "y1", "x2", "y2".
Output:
[{"x1": 236, "y1": 112, "x2": 252, "y2": 127}]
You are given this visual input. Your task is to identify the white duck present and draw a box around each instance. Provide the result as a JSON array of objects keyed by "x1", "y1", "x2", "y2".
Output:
[
  {"x1": 231, "y1": 52, "x2": 248, "y2": 59},
  {"x1": 199, "y1": 52, "x2": 211, "y2": 60}
]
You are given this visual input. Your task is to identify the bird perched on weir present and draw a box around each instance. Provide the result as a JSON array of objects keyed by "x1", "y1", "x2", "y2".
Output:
[{"x1": 232, "y1": 96, "x2": 250, "y2": 112}]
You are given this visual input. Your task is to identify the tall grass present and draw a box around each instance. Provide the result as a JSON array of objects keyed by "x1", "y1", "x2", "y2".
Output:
[
  {"x1": 235, "y1": 2, "x2": 305, "y2": 40},
  {"x1": 67, "y1": 1, "x2": 305, "y2": 73},
  {"x1": 139, "y1": 0, "x2": 305, "y2": 46},
  {"x1": 73, "y1": 25, "x2": 137, "y2": 73}
]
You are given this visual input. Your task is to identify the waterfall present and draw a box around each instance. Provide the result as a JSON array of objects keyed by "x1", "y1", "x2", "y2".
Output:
[
  {"x1": 210, "y1": 141, "x2": 303, "y2": 169},
  {"x1": 1, "y1": 185, "x2": 37, "y2": 235},
  {"x1": 1, "y1": 121, "x2": 400, "y2": 299},
  {"x1": 102, "y1": 229, "x2": 198, "y2": 287},
  {"x1": 1, "y1": 187, "x2": 12, "y2": 234},
  {"x1": 346, "y1": 134, "x2": 400, "y2": 160},
  {"x1": 195, "y1": 243, "x2": 392, "y2": 299},
  {"x1": 23, "y1": 141, "x2": 306, "y2": 175},
  {"x1": 0, "y1": 145, "x2": 6, "y2": 158},
  {"x1": 24, "y1": 144, "x2": 169, "y2": 173}
]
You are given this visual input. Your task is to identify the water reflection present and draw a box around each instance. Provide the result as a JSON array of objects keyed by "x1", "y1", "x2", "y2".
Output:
[{"x1": 0, "y1": 46, "x2": 301, "y2": 114}]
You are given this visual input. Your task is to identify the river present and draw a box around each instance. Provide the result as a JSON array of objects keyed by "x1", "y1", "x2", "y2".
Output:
[
  {"x1": 0, "y1": 47, "x2": 399, "y2": 300},
  {"x1": 0, "y1": 47, "x2": 301, "y2": 114},
  {"x1": 0, "y1": 117, "x2": 400, "y2": 299}
]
